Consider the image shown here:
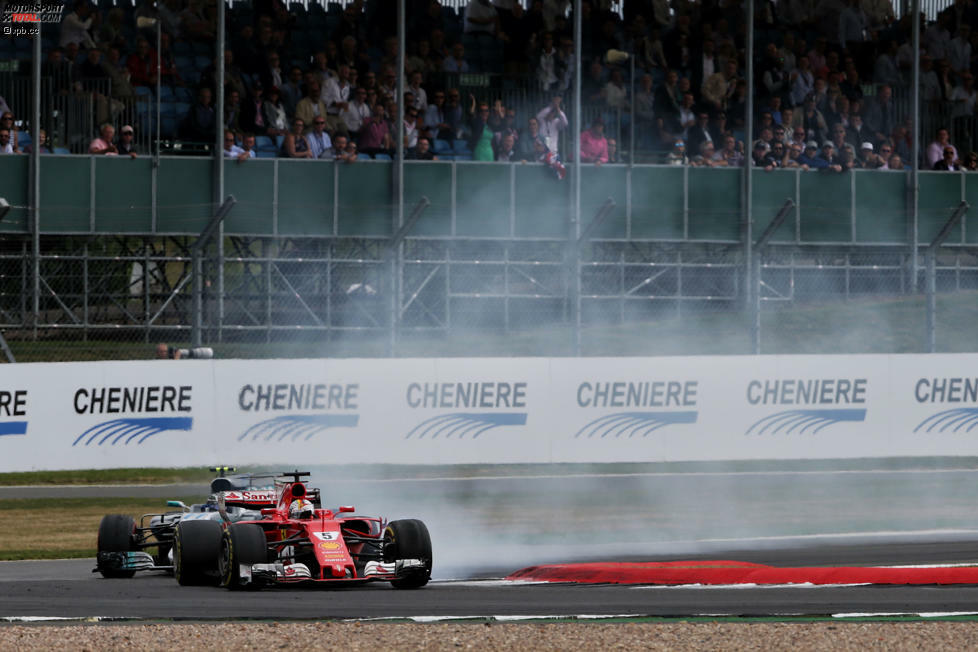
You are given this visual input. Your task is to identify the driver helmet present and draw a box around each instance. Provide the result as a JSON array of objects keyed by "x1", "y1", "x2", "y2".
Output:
[{"x1": 289, "y1": 499, "x2": 315, "y2": 520}]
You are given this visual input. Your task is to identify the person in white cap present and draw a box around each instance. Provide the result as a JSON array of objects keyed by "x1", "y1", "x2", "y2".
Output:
[
  {"x1": 117, "y1": 125, "x2": 139, "y2": 158},
  {"x1": 859, "y1": 142, "x2": 882, "y2": 169}
]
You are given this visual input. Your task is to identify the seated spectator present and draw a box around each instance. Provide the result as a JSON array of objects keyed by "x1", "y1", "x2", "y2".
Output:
[
  {"x1": 89, "y1": 123, "x2": 118, "y2": 155},
  {"x1": 926, "y1": 128, "x2": 958, "y2": 169},
  {"x1": 962, "y1": 151, "x2": 978, "y2": 171},
  {"x1": 240, "y1": 83, "x2": 271, "y2": 136},
  {"x1": 239, "y1": 133, "x2": 257, "y2": 160},
  {"x1": 933, "y1": 147, "x2": 962, "y2": 171},
  {"x1": 306, "y1": 117, "x2": 333, "y2": 159},
  {"x1": 224, "y1": 89, "x2": 242, "y2": 134},
  {"x1": 180, "y1": 87, "x2": 216, "y2": 143},
  {"x1": 717, "y1": 135, "x2": 744, "y2": 167},
  {"x1": 859, "y1": 142, "x2": 882, "y2": 169},
  {"x1": 279, "y1": 66, "x2": 305, "y2": 119},
  {"x1": 666, "y1": 138, "x2": 687, "y2": 166},
  {"x1": 751, "y1": 140, "x2": 774, "y2": 170},
  {"x1": 769, "y1": 141, "x2": 788, "y2": 167},
  {"x1": 263, "y1": 87, "x2": 288, "y2": 137},
  {"x1": 886, "y1": 153, "x2": 904, "y2": 170},
  {"x1": 295, "y1": 81, "x2": 328, "y2": 134},
  {"x1": 0, "y1": 112, "x2": 19, "y2": 151},
  {"x1": 0, "y1": 127, "x2": 15, "y2": 154},
  {"x1": 797, "y1": 141, "x2": 822, "y2": 167},
  {"x1": 322, "y1": 64, "x2": 353, "y2": 138},
  {"x1": 116, "y1": 125, "x2": 138, "y2": 158},
  {"x1": 223, "y1": 130, "x2": 243, "y2": 158},
  {"x1": 816, "y1": 141, "x2": 844, "y2": 171},
  {"x1": 280, "y1": 119, "x2": 312, "y2": 158},
  {"x1": 443, "y1": 43, "x2": 470, "y2": 73},
  {"x1": 686, "y1": 111, "x2": 714, "y2": 158},
  {"x1": 24, "y1": 129, "x2": 52, "y2": 154},
  {"x1": 494, "y1": 132, "x2": 516, "y2": 161},
  {"x1": 331, "y1": 134, "x2": 356, "y2": 162},
  {"x1": 785, "y1": 142, "x2": 809, "y2": 169},
  {"x1": 607, "y1": 137, "x2": 620, "y2": 164},
  {"x1": 358, "y1": 104, "x2": 393, "y2": 158},
  {"x1": 342, "y1": 87, "x2": 372, "y2": 137},
  {"x1": 404, "y1": 107, "x2": 420, "y2": 151},
  {"x1": 410, "y1": 136, "x2": 438, "y2": 161},
  {"x1": 580, "y1": 117, "x2": 609, "y2": 165}
]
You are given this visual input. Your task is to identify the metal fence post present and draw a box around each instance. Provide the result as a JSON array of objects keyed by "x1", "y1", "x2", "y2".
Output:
[
  {"x1": 751, "y1": 199, "x2": 795, "y2": 354},
  {"x1": 571, "y1": 198, "x2": 617, "y2": 355},
  {"x1": 387, "y1": 197, "x2": 431, "y2": 357},
  {"x1": 924, "y1": 200, "x2": 969, "y2": 352},
  {"x1": 192, "y1": 196, "x2": 236, "y2": 348}
]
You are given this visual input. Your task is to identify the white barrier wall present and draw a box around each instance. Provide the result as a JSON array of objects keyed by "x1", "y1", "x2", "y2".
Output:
[{"x1": 1, "y1": 353, "x2": 977, "y2": 471}]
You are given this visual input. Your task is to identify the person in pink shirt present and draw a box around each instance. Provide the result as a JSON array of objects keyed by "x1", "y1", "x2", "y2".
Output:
[
  {"x1": 579, "y1": 116, "x2": 608, "y2": 165},
  {"x1": 89, "y1": 123, "x2": 118, "y2": 155},
  {"x1": 358, "y1": 103, "x2": 393, "y2": 158}
]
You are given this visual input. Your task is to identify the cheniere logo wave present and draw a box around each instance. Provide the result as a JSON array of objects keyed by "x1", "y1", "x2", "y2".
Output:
[
  {"x1": 914, "y1": 408, "x2": 978, "y2": 433},
  {"x1": 238, "y1": 414, "x2": 360, "y2": 442},
  {"x1": 405, "y1": 413, "x2": 527, "y2": 439},
  {"x1": 0, "y1": 421, "x2": 27, "y2": 436},
  {"x1": 73, "y1": 417, "x2": 193, "y2": 446},
  {"x1": 574, "y1": 411, "x2": 698, "y2": 438},
  {"x1": 745, "y1": 409, "x2": 867, "y2": 435}
]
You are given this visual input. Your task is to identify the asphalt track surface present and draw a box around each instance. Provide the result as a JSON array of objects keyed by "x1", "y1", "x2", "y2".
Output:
[{"x1": 6, "y1": 467, "x2": 978, "y2": 619}]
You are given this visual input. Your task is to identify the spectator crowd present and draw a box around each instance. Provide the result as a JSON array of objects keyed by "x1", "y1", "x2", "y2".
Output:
[{"x1": 1, "y1": 0, "x2": 978, "y2": 173}]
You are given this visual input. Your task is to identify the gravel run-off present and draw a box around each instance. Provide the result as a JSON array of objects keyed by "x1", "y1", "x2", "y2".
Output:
[{"x1": 3, "y1": 621, "x2": 978, "y2": 650}]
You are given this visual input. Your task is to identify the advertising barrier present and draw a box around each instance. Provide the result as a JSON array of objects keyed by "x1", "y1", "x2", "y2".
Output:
[{"x1": 0, "y1": 354, "x2": 976, "y2": 471}]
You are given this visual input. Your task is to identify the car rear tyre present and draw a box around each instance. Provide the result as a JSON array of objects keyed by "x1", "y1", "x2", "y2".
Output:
[
  {"x1": 97, "y1": 514, "x2": 137, "y2": 579},
  {"x1": 173, "y1": 520, "x2": 222, "y2": 586},
  {"x1": 219, "y1": 523, "x2": 268, "y2": 590},
  {"x1": 383, "y1": 519, "x2": 432, "y2": 589}
]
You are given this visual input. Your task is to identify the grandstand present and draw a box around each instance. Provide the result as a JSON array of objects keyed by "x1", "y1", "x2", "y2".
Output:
[{"x1": 0, "y1": 0, "x2": 977, "y2": 360}]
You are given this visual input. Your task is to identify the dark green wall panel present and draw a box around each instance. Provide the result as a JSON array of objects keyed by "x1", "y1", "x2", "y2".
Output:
[
  {"x1": 688, "y1": 167, "x2": 740, "y2": 240},
  {"x1": 403, "y1": 161, "x2": 452, "y2": 237},
  {"x1": 94, "y1": 157, "x2": 153, "y2": 232},
  {"x1": 752, "y1": 170, "x2": 797, "y2": 243},
  {"x1": 224, "y1": 159, "x2": 275, "y2": 235},
  {"x1": 337, "y1": 162, "x2": 391, "y2": 236},
  {"x1": 966, "y1": 173, "x2": 978, "y2": 244},
  {"x1": 157, "y1": 157, "x2": 212, "y2": 234},
  {"x1": 799, "y1": 172, "x2": 852, "y2": 242},
  {"x1": 514, "y1": 164, "x2": 569, "y2": 238},
  {"x1": 456, "y1": 163, "x2": 512, "y2": 237},
  {"x1": 630, "y1": 166, "x2": 684, "y2": 239},
  {"x1": 276, "y1": 160, "x2": 335, "y2": 236},
  {"x1": 40, "y1": 156, "x2": 90, "y2": 231},
  {"x1": 581, "y1": 164, "x2": 627, "y2": 239},
  {"x1": 854, "y1": 169, "x2": 906, "y2": 243},
  {"x1": 918, "y1": 172, "x2": 963, "y2": 244}
]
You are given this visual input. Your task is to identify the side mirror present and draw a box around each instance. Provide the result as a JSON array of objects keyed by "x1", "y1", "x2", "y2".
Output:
[
  {"x1": 167, "y1": 500, "x2": 189, "y2": 512},
  {"x1": 338, "y1": 505, "x2": 355, "y2": 513},
  {"x1": 260, "y1": 508, "x2": 276, "y2": 517}
]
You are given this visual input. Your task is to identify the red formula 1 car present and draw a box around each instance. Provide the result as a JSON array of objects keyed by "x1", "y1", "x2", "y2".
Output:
[{"x1": 172, "y1": 471, "x2": 432, "y2": 590}]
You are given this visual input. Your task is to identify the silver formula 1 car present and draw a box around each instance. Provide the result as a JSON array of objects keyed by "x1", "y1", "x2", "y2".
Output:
[{"x1": 94, "y1": 467, "x2": 278, "y2": 578}]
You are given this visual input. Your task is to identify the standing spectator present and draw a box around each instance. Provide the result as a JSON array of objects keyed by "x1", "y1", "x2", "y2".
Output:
[
  {"x1": 873, "y1": 40, "x2": 902, "y2": 89},
  {"x1": 342, "y1": 87, "x2": 372, "y2": 138},
  {"x1": 443, "y1": 43, "x2": 470, "y2": 73},
  {"x1": 60, "y1": 1, "x2": 98, "y2": 49},
  {"x1": 259, "y1": 51, "x2": 284, "y2": 94},
  {"x1": 116, "y1": 125, "x2": 138, "y2": 158},
  {"x1": 0, "y1": 128, "x2": 16, "y2": 154},
  {"x1": 102, "y1": 46, "x2": 134, "y2": 101},
  {"x1": 948, "y1": 25, "x2": 973, "y2": 78},
  {"x1": 444, "y1": 88, "x2": 465, "y2": 140},
  {"x1": 653, "y1": 69, "x2": 682, "y2": 133},
  {"x1": 323, "y1": 65, "x2": 353, "y2": 138},
  {"x1": 306, "y1": 117, "x2": 333, "y2": 159},
  {"x1": 926, "y1": 127, "x2": 958, "y2": 169},
  {"x1": 535, "y1": 32, "x2": 561, "y2": 92},
  {"x1": 463, "y1": 0, "x2": 503, "y2": 73},
  {"x1": 280, "y1": 118, "x2": 312, "y2": 158},
  {"x1": 180, "y1": 87, "x2": 216, "y2": 142},
  {"x1": 950, "y1": 74, "x2": 977, "y2": 133},
  {"x1": 470, "y1": 102, "x2": 494, "y2": 161},
  {"x1": 579, "y1": 117, "x2": 609, "y2": 164},
  {"x1": 686, "y1": 111, "x2": 714, "y2": 156},
  {"x1": 404, "y1": 107, "x2": 420, "y2": 152},
  {"x1": 89, "y1": 123, "x2": 118, "y2": 155},
  {"x1": 516, "y1": 116, "x2": 541, "y2": 161},
  {"x1": 838, "y1": 0, "x2": 868, "y2": 52},
  {"x1": 792, "y1": 93, "x2": 828, "y2": 144},
  {"x1": 702, "y1": 60, "x2": 739, "y2": 114},
  {"x1": 536, "y1": 95, "x2": 568, "y2": 156},
  {"x1": 358, "y1": 104, "x2": 393, "y2": 158}
]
